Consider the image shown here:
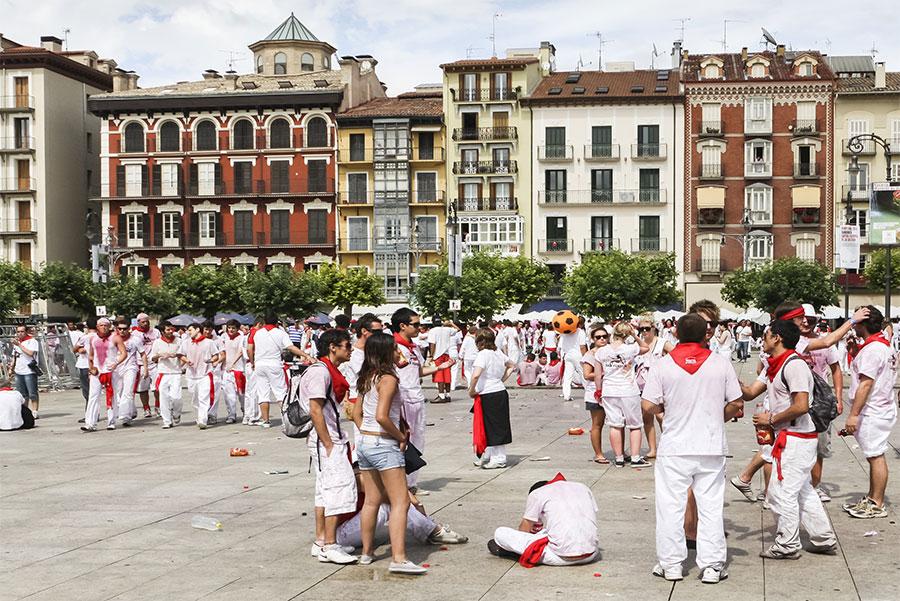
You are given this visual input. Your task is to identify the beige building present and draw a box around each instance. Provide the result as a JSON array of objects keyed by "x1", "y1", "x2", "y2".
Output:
[
  {"x1": 440, "y1": 44, "x2": 554, "y2": 257},
  {"x1": 0, "y1": 34, "x2": 127, "y2": 318}
]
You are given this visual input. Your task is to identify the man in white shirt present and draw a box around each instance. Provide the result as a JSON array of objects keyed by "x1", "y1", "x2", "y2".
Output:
[
  {"x1": 489, "y1": 474, "x2": 599, "y2": 567},
  {"x1": 741, "y1": 319, "x2": 836, "y2": 559},
  {"x1": 541, "y1": 325, "x2": 557, "y2": 360},
  {"x1": 429, "y1": 319, "x2": 457, "y2": 403},
  {"x1": 843, "y1": 306, "x2": 897, "y2": 519},
  {"x1": 459, "y1": 326, "x2": 479, "y2": 387},
  {"x1": 113, "y1": 320, "x2": 147, "y2": 426},
  {"x1": 68, "y1": 322, "x2": 90, "y2": 411},
  {"x1": 736, "y1": 320, "x2": 753, "y2": 362},
  {"x1": 557, "y1": 318, "x2": 588, "y2": 402},
  {"x1": 247, "y1": 314, "x2": 311, "y2": 428},
  {"x1": 150, "y1": 321, "x2": 184, "y2": 429},
  {"x1": 221, "y1": 319, "x2": 247, "y2": 425},
  {"x1": 202, "y1": 322, "x2": 226, "y2": 424},
  {"x1": 8, "y1": 325, "x2": 40, "y2": 418},
  {"x1": 642, "y1": 313, "x2": 743, "y2": 583},
  {"x1": 133, "y1": 313, "x2": 161, "y2": 418},
  {"x1": 178, "y1": 322, "x2": 221, "y2": 430},
  {"x1": 0, "y1": 387, "x2": 33, "y2": 430}
]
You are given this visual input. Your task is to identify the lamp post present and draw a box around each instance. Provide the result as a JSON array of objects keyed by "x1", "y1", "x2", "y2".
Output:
[
  {"x1": 842, "y1": 178, "x2": 856, "y2": 319},
  {"x1": 447, "y1": 201, "x2": 460, "y2": 322},
  {"x1": 847, "y1": 134, "x2": 894, "y2": 320},
  {"x1": 719, "y1": 208, "x2": 757, "y2": 271}
]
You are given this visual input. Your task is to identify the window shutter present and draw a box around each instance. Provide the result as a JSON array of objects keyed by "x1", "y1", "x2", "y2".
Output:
[
  {"x1": 154, "y1": 212, "x2": 162, "y2": 245},
  {"x1": 177, "y1": 164, "x2": 184, "y2": 195},
  {"x1": 141, "y1": 165, "x2": 149, "y2": 195},
  {"x1": 189, "y1": 211, "x2": 199, "y2": 244},
  {"x1": 152, "y1": 164, "x2": 161, "y2": 196},
  {"x1": 117, "y1": 213, "x2": 126, "y2": 243},
  {"x1": 189, "y1": 164, "x2": 198, "y2": 195},
  {"x1": 116, "y1": 165, "x2": 126, "y2": 196},
  {"x1": 215, "y1": 212, "x2": 223, "y2": 244},
  {"x1": 214, "y1": 163, "x2": 222, "y2": 194},
  {"x1": 174, "y1": 213, "x2": 182, "y2": 239},
  {"x1": 136, "y1": 213, "x2": 145, "y2": 241}
]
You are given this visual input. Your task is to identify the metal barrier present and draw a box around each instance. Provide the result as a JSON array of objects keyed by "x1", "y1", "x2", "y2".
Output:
[{"x1": 0, "y1": 323, "x2": 80, "y2": 391}]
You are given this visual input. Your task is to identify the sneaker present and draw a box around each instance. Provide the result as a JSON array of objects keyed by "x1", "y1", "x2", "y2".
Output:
[
  {"x1": 358, "y1": 554, "x2": 373, "y2": 565},
  {"x1": 388, "y1": 560, "x2": 427, "y2": 574},
  {"x1": 143, "y1": 409, "x2": 152, "y2": 418},
  {"x1": 80, "y1": 425, "x2": 96, "y2": 433},
  {"x1": 260, "y1": 421, "x2": 272, "y2": 428},
  {"x1": 731, "y1": 476, "x2": 757, "y2": 502},
  {"x1": 318, "y1": 544, "x2": 358, "y2": 564},
  {"x1": 815, "y1": 487, "x2": 832, "y2": 503},
  {"x1": 121, "y1": 420, "x2": 132, "y2": 428},
  {"x1": 154, "y1": 408, "x2": 161, "y2": 418},
  {"x1": 161, "y1": 423, "x2": 173, "y2": 429},
  {"x1": 225, "y1": 417, "x2": 236, "y2": 424},
  {"x1": 487, "y1": 539, "x2": 519, "y2": 559},
  {"x1": 630, "y1": 457, "x2": 652, "y2": 468},
  {"x1": 310, "y1": 543, "x2": 355, "y2": 557},
  {"x1": 106, "y1": 424, "x2": 115, "y2": 431},
  {"x1": 614, "y1": 458, "x2": 626, "y2": 468},
  {"x1": 482, "y1": 459, "x2": 507, "y2": 469},
  {"x1": 77, "y1": 418, "x2": 85, "y2": 423},
  {"x1": 248, "y1": 419, "x2": 260, "y2": 426},
  {"x1": 756, "y1": 490, "x2": 767, "y2": 503},
  {"x1": 198, "y1": 423, "x2": 207, "y2": 430},
  {"x1": 32, "y1": 412, "x2": 39, "y2": 420},
  {"x1": 173, "y1": 415, "x2": 181, "y2": 425},
  {"x1": 652, "y1": 563, "x2": 684, "y2": 581},
  {"x1": 848, "y1": 500, "x2": 888, "y2": 519},
  {"x1": 759, "y1": 547, "x2": 801, "y2": 560},
  {"x1": 700, "y1": 567, "x2": 728, "y2": 584},
  {"x1": 806, "y1": 543, "x2": 838, "y2": 555},
  {"x1": 427, "y1": 525, "x2": 468, "y2": 544},
  {"x1": 842, "y1": 497, "x2": 870, "y2": 513},
  {"x1": 242, "y1": 416, "x2": 250, "y2": 425},
  {"x1": 473, "y1": 456, "x2": 484, "y2": 467},
  {"x1": 208, "y1": 416, "x2": 218, "y2": 425},
  {"x1": 431, "y1": 396, "x2": 450, "y2": 404}
]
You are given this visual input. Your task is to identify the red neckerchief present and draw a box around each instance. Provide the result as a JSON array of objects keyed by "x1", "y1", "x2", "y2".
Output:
[
  {"x1": 247, "y1": 324, "x2": 277, "y2": 344},
  {"x1": 321, "y1": 357, "x2": 349, "y2": 401},
  {"x1": 19, "y1": 335, "x2": 33, "y2": 342},
  {"x1": 394, "y1": 332, "x2": 417, "y2": 352},
  {"x1": 766, "y1": 349, "x2": 796, "y2": 381},
  {"x1": 849, "y1": 332, "x2": 890, "y2": 364},
  {"x1": 0, "y1": 387, "x2": 12, "y2": 391},
  {"x1": 133, "y1": 325, "x2": 149, "y2": 333},
  {"x1": 96, "y1": 330, "x2": 112, "y2": 340},
  {"x1": 227, "y1": 332, "x2": 241, "y2": 340},
  {"x1": 549, "y1": 359, "x2": 560, "y2": 367},
  {"x1": 191, "y1": 335, "x2": 206, "y2": 344},
  {"x1": 518, "y1": 473, "x2": 568, "y2": 568},
  {"x1": 668, "y1": 342, "x2": 712, "y2": 375},
  {"x1": 162, "y1": 334, "x2": 176, "y2": 344},
  {"x1": 779, "y1": 307, "x2": 805, "y2": 321}
]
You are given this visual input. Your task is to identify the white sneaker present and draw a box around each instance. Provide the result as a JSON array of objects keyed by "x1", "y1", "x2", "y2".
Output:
[
  {"x1": 652, "y1": 563, "x2": 683, "y2": 581},
  {"x1": 730, "y1": 476, "x2": 756, "y2": 502},
  {"x1": 482, "y1": 459, "x2": 507, "y2": 469},
  {"x1": 701, "y1": 566, "x2": 727, "y2": 584},
  {"x1": 310, "y1": 543, "x2": 355, "y2": 557},
  {"x1": 260, "y1": 421, "x2": 272, "y2": 428},
  {"x1": 388, "y1": 560, "x2": 427, "y2": 574},
  {"x1": 473, "y1": 455, "x2": 484, "y2": 467},
  {"x1": 161, "y1": 423, "x2": 172, "y2": 429},
  {"x1": 225, "y1": 417, "x2": 236, "y2": 424},
  {"x1": 427, "y1": 525, "x2": 469, "y2": 544},
  {"x1": 358, "y1": 554, "x2": 374, "y2": 565},
  {"x1": 242, "y1": 416, "x2": 250, "y2": 425},
  {"x1": 318, "y1": 544, "x2": 358, "y2": 564},
  {"x1": 815, "y1": 487, "x2": 832, "y2": 502},
  {"x1": 106, "y1": 424, "x2": 115, "y2": 431}
]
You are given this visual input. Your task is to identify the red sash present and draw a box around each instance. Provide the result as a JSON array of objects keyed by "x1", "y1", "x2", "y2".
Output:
[
  {"x1": 232, "y1": 370, "x2": 246, "y2": 394},
  {"x1": 473, "y1": 395, "x2": 487, "y2": 456},
  {"x1": 518, "y1": 473, "x2": 567, "y2": 568},
  {"x1": 98, "y1": 372, "x2": 114, "y2": 408},
  {"x1": 771, "y1": 429, "x2": 818, "y2": 481}
]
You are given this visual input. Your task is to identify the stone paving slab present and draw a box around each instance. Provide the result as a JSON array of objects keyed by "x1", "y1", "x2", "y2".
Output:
[{"x1": 0, "y1": 362, "x2": 898, "y2": 601}]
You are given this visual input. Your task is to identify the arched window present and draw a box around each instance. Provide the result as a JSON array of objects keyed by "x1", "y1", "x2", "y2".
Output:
[
  {"x1": 274, "y1": 52, "x2": 287, "y2": 75},
  {"x1": 306, "y1": 116, "x2": 327, "y2": 147},
  {"x1": 159, "y1": 121, "x2": 180, "y2": 152},
  {"x1": 195, "y1": 120, "x2": 217, "y2": 151},
  {"x1": 256, "y1": 55, "x2": 264, "y2": 74},
  {"x1": 703, "y1": 64, "x2": 720, "y2": 78},
  {"x1": 233, "y1": 119, "x2": 254, "y2": 150},
  {"x1": 123, "y1": 122, "x2": 145, "y2": 153},
  {"x1": 750, "y1": 63, "x2": 766, "y2": 77},
  {"x1": 269, "y1": 118, "x2": 291, "y2": 149},
  {"x1": 301, "y1": 52, "x2": 314, "y2": 72}
]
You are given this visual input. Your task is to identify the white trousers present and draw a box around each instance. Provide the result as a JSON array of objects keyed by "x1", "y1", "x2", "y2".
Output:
[
  {"x1": 654, "y1": 455, "x2": 727, "y2": 571},
  {"x1": 85, "y1": 372, "x2": 122, "y2": 428},
  {"x1": 493, "y1": 527, "x2": 599, "y2": 566},
  {"x1": 207, "y1": 370, "x2": 224, "y2": 419},
  {"x1": 483, "y1": 444, "x2": 507, "y2": 464},
  {"x1": 187, "y1": 374, "x2": 214, "y2": 426},
  {"x1": 450, "y1": 358, "x2": 461, "y2": 390},
  {"x1": 244, "y1": 367, "x2": 260, "y2": 421},
  {"x1": 463, "y1": 359, "x2": 475, "y2": 385},
  {"x1": 336, "y1": 504, "x2": 437, "y2": 548},
  {"x1": 561, "y1": 351, "x2": 583, "y2": 400},
  {"x1": 116, "y1": 368, "x2": 139, "y2": 422},
  {"x1": 219, "y1": 371, "x2": 242, "y2": 420},
  {"x1": 254, "y1": 363, "x2": 287, "y2": 404},
  {"x1": 766, "y1": 437, "x2": 835, "y2": 554},
  {"x1": 156, "y1": 373, "x2": 183, "y2": 426},
  {"x1": 136, "y1": 363, "x2": 156, "y2": 393},
  {"x1": 404, "y1": 400, "x2": 426, "y2": 488}
]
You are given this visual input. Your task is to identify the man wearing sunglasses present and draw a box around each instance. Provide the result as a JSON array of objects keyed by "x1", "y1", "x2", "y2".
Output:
[{"x1": 113, "y1": 319, "x2": 148, "y2": 427}]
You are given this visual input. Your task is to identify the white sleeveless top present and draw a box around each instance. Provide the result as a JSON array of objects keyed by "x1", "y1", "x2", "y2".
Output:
[{"x1": 361, "y1": 375, "x2": 403, "y2": 434}]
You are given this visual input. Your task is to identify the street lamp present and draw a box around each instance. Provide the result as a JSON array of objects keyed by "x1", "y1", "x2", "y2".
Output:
[
  {"x1": 843, "y1": 160, "x2": 861, "y2": 319},
  {"x1": 719, "y1": 207, "x2": 755, "y2": 271}
]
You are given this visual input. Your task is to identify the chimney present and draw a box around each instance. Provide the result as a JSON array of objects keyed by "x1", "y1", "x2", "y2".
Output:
[
  {"x1": 126, "y1": 72, "x2": 140, "y2": 90},
  {"x1": 40, "y1": 35, "x2": 62, "y2": 53},
  {"x1": 224, "y1": 70, "x2": 238, "y2": 91},
  {"x1": 875, "y1": 62, "x2": 886, "y2": 89},
  {"x1": 202, "y1": 69, "x2": 221, "y2": 80},
  {"x1": 539, "y1": 41, "x2": 556, "y2": 76},
  {"x1": 776, "y1": 44, "x2": 785, "y2": 58},
  {"x1": 741, "y1": 47, "x2": 748, "y2": 61},
  {"x1": 671, "y1": 41, "x2": 683, "y2": 69}
]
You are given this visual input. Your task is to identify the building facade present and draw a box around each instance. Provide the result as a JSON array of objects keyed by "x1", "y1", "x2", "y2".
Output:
[
  {"x1": 336, "y1": 88, "x2": 446, "y2": 301},
  {"x1": 0, "y1": 34, "x2": 124, "y2": 317},
  {"x1": 441, "y1": 45, "x2": 554, "y2": 257},
  {"x1": 523, "y1": 66, "x2": 685, "y2": 291},
  {"x1": 88, "y1": 15, "x2": 385, "y2": 282},
  {"x1": 681, "y1": 45, "x2": 835, "y2": 307}
]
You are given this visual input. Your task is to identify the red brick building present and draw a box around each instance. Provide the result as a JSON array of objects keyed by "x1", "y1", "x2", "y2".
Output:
[
  {"x1": 87, "y1": 15, "x2": 384, "y2": 282},
  {"x1": 680, "y1": 45, "x2": 835, "y2": 306}
]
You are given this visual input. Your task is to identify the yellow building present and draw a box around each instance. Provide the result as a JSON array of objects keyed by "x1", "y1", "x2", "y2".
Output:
[
  {"x1": 336, "y1": 88, "x2": 446, "y2": 301},
  {"x1": 440, "y1": 44, "x2": 555, "y2": 257}
]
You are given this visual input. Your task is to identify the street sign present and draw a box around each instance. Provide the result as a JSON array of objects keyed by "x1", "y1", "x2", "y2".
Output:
[
  {"x1": 868, "y1": 182, "x2": 900, "y2": 245},
  {"x1": 838, "y1": 225, "x2": 861, "y2": 270},
  {"x1": 95, "y1": 305, "x2": 107, "y2": 317},
  {"x1": 448, "y1": 299, "x2": 461, "y2": 311}
]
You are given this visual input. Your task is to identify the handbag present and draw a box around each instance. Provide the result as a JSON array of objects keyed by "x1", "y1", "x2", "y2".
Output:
[
  {"x1": 404, "y1": 442, "x2": 427, "y2": 475},
  {"x1": 28, "y1": 358, "x2": 43, "y2": 377}
]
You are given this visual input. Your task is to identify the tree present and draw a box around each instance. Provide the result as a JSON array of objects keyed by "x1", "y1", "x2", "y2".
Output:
[
  {"x1": 562, "y1": 251, "x2": 681, "y2": 321},
  {"x1": 722, "y1": 258, "x2": 839, "y2": 313},
  {"x1": 35, "y1": 262, "x2": 97, "y2": 317},
  {"x1": 474, "y1": 253, "x2": 553, "y2": 311},
  {"x1": 163, "y1": 264, "x2": 244, "y2": 318},
  {"x1": 0, "y1": 261, "x2": 37, "y2": 318},
  {"x1": 240, "y1": 267, "x2": 321, "y2": 318},
  {"x1": 863, "y1": 248, "x2": 900, "y2": 291},
  {"x1": 97, "y1": 274, "x2": 178, "y2": 318},
  {"x1": 315, "y1": 263, "x2": 385, "y2": 315}
]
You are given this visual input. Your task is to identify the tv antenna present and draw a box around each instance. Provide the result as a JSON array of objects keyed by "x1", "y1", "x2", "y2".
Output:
[
  {"x1": 587, "y1": 31, "x2": 612, "y2": 71},
  {"x1": 465, "y1": 46, "x2": 485, "y2": 59},
  {"x1": 651, "y1": 43, "x2": 660, "y2": 69},
  {"x1": 672, "y1": 18, "x2": 691, "y2": 43},
  {"x1": 761, "y1": 27, "x2": 778, "y2": 50},
  {"x1": 488, "y1": 12, "x2": 502, "y2": 57},
  {"x1": 869, "y1": 41, "x2": 879, "y2": 58},
  {"x1": 720, "y1": 18, "x2": 746, "y2": 52},
  {"x1": 62, "y1": 28, "x2": 70, "y2": 51},
  {"x1": 218, "y1": 50, "x2": 247, "y2": 72}
]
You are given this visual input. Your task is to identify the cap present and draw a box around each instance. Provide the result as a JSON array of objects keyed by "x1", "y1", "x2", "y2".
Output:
[
  {"x1": 802, "y1": 303, "x2": 817, "y2": 318},
  {"x1": 97, "y1": 317, "x2": 111, "y2": 326},
  {"x1": 136, "y1": 312, "x2": 149, "y2": 321}
]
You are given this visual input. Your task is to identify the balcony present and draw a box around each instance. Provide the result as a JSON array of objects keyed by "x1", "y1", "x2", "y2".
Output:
[
  {"x1": 537, "y1": 188, "x2": 666, "y2": 205},
  {"x1": 631, "y1": 143, "x2": 667, "y2": 160},
  {"x1": 0, "y1": 95, "x2": 34, "y2": 112},
  {"x1": 700, "y1": 163, "x2": 722, "y2": 179},
  {"x1": 793, "y1": 207, "x2": 821, "y2": 227},
  {"x1": 698, "y1": 257, "x2": 724, "y2": 274},
  {"x1": 583, "y1": 144, "x2": 620, "y2": 161},
  {"x1": 452, "y1": 160, "x2": 517, "y2": 175},
  {"x1": 410, "y1": 190, "x2": 445, "y2": 204},
  {"x1": 337, "y1": 192, "x2": 374, "y2": 205},
  {"x1": 337, "y1": 147, "x2": 374, "y2": 163},
  {"x1": 791, "y1": 119, "x2": 820, "y2": 135},
  {"x1": 112, "y1": 232, "x2": 184, "y2": 250},
  {"x1": 745, "y1": 119, "x2": 772, "y2": 135},
  {"x1": 183, "y1": 230, "x2": 335, "y2": 249},
  {"x1": 0, "y1": 178, "x2": 36, "y2": 193},
  {"x1": 842, "y1": 184, "x2": 870, "y2": 202},
  {"x1": 538, "y1": 239, "x2": 573, "y2": 254},
  {"x1": 537, "y1": 145, "x2": 574, "y2": 161},
  {"x1": 453, "y1": 197, "x2": 518, "y2": 212},
  {"x1": 745, "y1": 162, "x2": 772, "y2": 178},
  {"x1": 186, "y1": 178, "x2": 334, "y2": 197},
  {"x1": 747, "y1": 210, "x2": 772, "y2": 226},
  {"x1": 842, "y1": 138, "x2": 875, "y2": 155},
  {"x1": 794, "y1": 162, "x2": 818, "y2": 178},
  {"x1": 630, "y1": 237, "x2": 667, "y2": 253},
  {"x1": 698, "y1": 208, "x2": 725, "y2": 227},
  {"x1": 583, "y1": 237, "x2": 619, "y2": 252},
  {"x1": 337, "y1": 146, "x2": 444, "y2": 163},
  {"x1": 0, "y1": 137, "x2": 34, "y2": 152},
  {"x1": 0, "y1": 219, "x2": 37, "y2": 235},
  {"x1": 698, "y1": 121, "x2": 723, "y2": 136},
  {"x1": 452, "y1": 127, "x2": 517, "y2": 142},
  {"x1": 410, "y1": 146, "x2": 444, "y2": 162},
  {"x1": 455, "y1": 88, "x2": 518, "y2": 102},
  {"x1": 339, "y1": 237, "x2": 372, "y2": 253}
]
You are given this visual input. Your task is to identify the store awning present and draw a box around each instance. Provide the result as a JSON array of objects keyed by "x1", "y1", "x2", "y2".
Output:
[
  {"x1": 697, "y1": 187, "x2": 725, "y2": 208},
  {"x1": 792, "y1": 186, "x2": 821, "y2": 208}
]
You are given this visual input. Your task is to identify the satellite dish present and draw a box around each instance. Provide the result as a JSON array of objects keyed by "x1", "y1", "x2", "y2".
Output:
[{"x1": 761, "y1": 28, "x2": 778, "y2": 47}]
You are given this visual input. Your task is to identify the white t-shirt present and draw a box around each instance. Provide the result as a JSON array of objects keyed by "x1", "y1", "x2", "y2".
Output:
[
  {"x1": 459, "y1": 335, "x2": 478, "y2": 361},
  {"x1": 795, "y1": 336, "x2": 840, "y2": 381},
  {"x1": 850, "y1": 340, "x2": 898, "y2": 420},
  {"x1": 12, "y1": 338, "x2": 39, "y2": 376},
  {"x1": 251, "y1": 326, "x2": 291, "y2": 367},
  {"x1": 449, "y1": 331, "x2": 462, "y2": 359},
  {"x1": 737, "y1": 326, "x2": 753, "y2": 343},
  {"x1": 580, "y1": 350, "x2": 598, "y2": 397},
  {"x1": 150, "y1": 337, "x2": 182, "y2": 375},
  {"x1": 342, "y1": 347, "x2": 365, "y2": 399},
  {"x1": 473, "y1": 349, "x2": 509, "y2": 395},
  {"x1": 428, "y1": 326, "x2": 454, "y2": 358},
  {"x1": 523, "y1": 481, "x2": 598, "y2": 556},
  {"x1": 397, "y1": 342, "x2": 425, "y2": 405},
  {"x1": 717, "y1": 329, "x2": 734, "y2": 357},
  {"x1": 757, "y1": 354, "x2": 815, "y2": 433},
  {"x1": 70, "y1": 330, "x2": 89, "y2": 369},
  {"x1": 542, "y1": 329, "x2": 557, "y2": 349},
  {"x1": 642, "y1": 353, "x2": 742, "y2": 456},
  {"x1": 360, "y1": 374, "x2": 403, "y2": 434},
  {"x1": 557, "y1": 330, "x2": 586, "y2": 356},
  {"x1": 300, "y1": 362, "x2": 347, "y2": 444},
  {"x1": 595, "y1": 343, "x2": 641, "y2": 397},
  {"x1": 223, "y1": 333, "x2": 247, "y2": 372},
  {"x1": 0, "y1": 389, "x2": 26, "y2": 430}
]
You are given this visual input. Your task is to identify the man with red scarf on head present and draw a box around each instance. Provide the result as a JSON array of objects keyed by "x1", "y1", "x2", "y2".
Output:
[
  {"x1": 641, "y1": 313, "x2": 743, "y2": 584},
  {"x1": 82, "y1": 318, "x2": 127, "y2": 432},
  {"x1": 741, "y1": 319, "x2": 836, "y2": 560}
]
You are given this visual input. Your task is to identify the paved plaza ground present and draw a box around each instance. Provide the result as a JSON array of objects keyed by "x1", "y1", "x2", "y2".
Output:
[{"x1": 1, "y1": 361, "x2": 898, "y2": 601}]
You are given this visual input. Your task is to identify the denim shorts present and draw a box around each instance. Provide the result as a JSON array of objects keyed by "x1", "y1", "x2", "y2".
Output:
[{"x1": 356, "y1": 434, "x2": 405, "y2": 471}]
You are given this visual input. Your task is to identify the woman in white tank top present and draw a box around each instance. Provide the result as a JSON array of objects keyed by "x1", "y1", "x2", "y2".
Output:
[{"x1": 635, "y1": 316, "x2": 674, "y2": 458}]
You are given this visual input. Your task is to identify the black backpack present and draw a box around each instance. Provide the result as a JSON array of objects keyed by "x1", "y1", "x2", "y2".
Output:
[{"x1": 781, "y1": 355, "x2": 839, "y2": 433}]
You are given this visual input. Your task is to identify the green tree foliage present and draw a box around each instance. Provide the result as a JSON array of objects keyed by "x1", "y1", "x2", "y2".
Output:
[
  {"x1": 0, "y1": 261, "x2": 37, "y2": 318},
  {"x1": 722, "y1": 258, "x2": 839, "y2": 313},
  {"x1": 97, "y1": 274, "x2": 178, "y2": 318},
  {"x1": 315, "y1": 263, "x2": 386, "y2": 315},
  {"x1": 35, "y1": 262, "x2": 97, "y2": 317},
  {"x1": 562, "y1": 251, "x2": 680, "y2": 321},
  {"x1": 240, "y1": 267, "x2": 321, "y2": 318},
  {"x1": 863, "y1": 248, "x2": 900, "y2": 291},
  {"x1": 163, "y1": 264, "x2": 244, "y2": 318}
]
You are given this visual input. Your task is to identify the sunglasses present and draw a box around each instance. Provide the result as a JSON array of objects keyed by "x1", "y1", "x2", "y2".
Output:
[
  {"x1": 593, "y1": 334, "x2": 608, "y2": 340},
  {"x1": 638, "y1": 326, "x2": 653, "y2": 333},
  {"x1": 706, "y1": 320, "x2": 720, "y2": 329}
]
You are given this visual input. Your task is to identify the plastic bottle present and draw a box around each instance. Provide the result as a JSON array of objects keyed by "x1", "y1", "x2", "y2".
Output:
[
  {"x1": 191, "y1": 516, "x2": 223, "y2": 531},
  {"x1": 754, "y1": 400, "x2": 774, "y2": 446}
]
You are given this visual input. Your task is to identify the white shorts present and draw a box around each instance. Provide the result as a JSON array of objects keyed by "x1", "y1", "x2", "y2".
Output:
[
  {"x1": 602, "y1": 395, "x2": 642, "y2": 429},
  {"x1": 308, "y1": 439, "x2": 357, "y2": 517},
  {"x1": 817, "y1": 424, "x2": 833, "y2": 459},
  {"x1": 855, "y1": 413, "x2": 897, "y2": 458},
  {"x1": 760, "y1": 443, "x2": 773, "y2": 463},
  {"x1": 254, "y1": 363, "x2": 287, "y2": 404},
  {"x1": 136, "y1": 363, "x2": 157, "y2": 393}
]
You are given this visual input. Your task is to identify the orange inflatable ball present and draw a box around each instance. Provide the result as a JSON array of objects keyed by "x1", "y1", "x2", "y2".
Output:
[{"x1": 552, "y1": 310, "x2": 579, "y2": 334}]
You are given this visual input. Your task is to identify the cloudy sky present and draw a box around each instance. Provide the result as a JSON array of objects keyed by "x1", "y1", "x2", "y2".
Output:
[{"x1": 2, "y1": 0, "x2": 897, "y2": 93}]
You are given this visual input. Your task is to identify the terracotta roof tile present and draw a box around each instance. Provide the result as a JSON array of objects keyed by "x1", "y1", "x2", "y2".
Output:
[
  {"x1": 836, "y1": 73, "x2": 900, "y2": 93},
  {"x1": 681, "y1": 51, "x2": 834, "y2": 82},
  {"x1": 525, "y1": 70, "x2": 681, "y2": 103},
  {"x1": 440, "y1": 57, "x2": 538, "y2": 70},
  {"x1": 93, "y1": 71, "x2": 343, "y2": 99},
  {"x1": 338, "y1": 95, "x2": 442, "y2": 119}
]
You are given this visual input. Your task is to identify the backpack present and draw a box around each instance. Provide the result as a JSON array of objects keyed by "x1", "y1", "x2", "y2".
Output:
[
  {"x1": 282, "y1": 362, "x2": 337, "y2": 439},
  {"x1": 781, "y1": 356, "x2": 839, "y2": 433}
]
